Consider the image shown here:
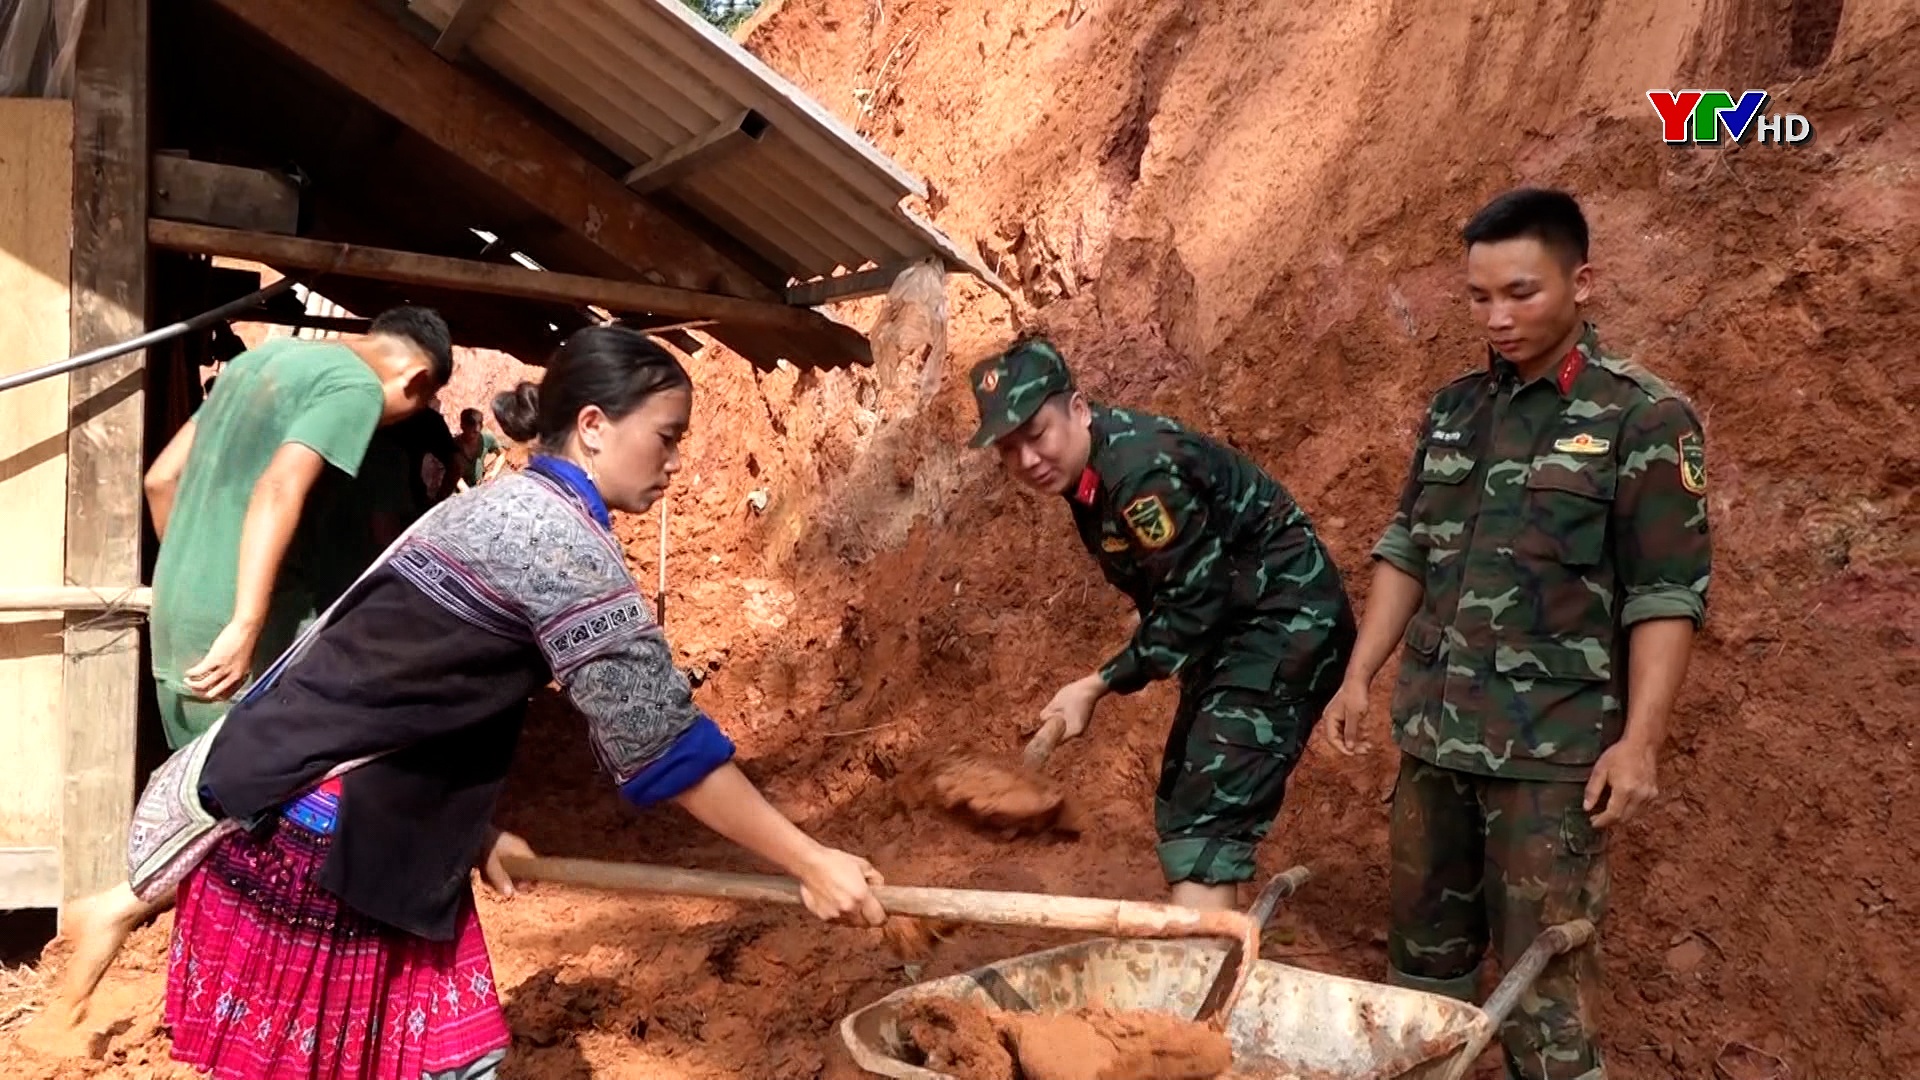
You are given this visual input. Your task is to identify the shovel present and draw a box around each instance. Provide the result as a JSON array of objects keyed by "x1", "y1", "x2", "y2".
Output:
[{"x1": 500, "y1": 855, "x2": 1265, "y2": 1026}]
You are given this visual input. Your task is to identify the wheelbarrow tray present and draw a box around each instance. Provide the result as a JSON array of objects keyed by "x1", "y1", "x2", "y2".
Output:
[{"x1": 840, "y1": 937, "x2": 1492, "y2": 1080}]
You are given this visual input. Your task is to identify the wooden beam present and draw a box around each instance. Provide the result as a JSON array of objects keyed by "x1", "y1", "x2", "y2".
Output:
[
  {"x1": 621, "y1": 109, "x2": 769, "y2": 195},
  {"x1": 786, "y1": 259, "x2": 926, "y2": 307},
  {"x1": 207, "y1": 0, "x2": 869, "y2": 369},
  {"x1": 0, "y1": 587, "x2": 150, "y2": 615},
  {"x1": 151, "y1": 219, "x2": 848, "y2": 338},
  {"x1": 212, "y1": 0, "x2": 756, "y2": 297},
  {"x1": 432, "y1": 0, "x2": 506, "y2": 58},
  {"x1": 247, "y1": 313, "x2": 374, "y2": 336},
  {"x1": 64, "y1": 0, "x2": 149, "y2": 909},
  {"x1": 0, "y1": 99, "x2": 74, "y2": 886},
  {"x1": 151, "y1": 154, "x2": 300, "y2": 235},
  {"x1": 0, "y1": 847, "x2": 61, "y2": 910}
]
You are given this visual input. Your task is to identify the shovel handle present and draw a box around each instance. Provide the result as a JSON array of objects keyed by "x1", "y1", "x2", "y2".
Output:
[
  {"x1": 500, "y1": 855, "x2": 1255, "y2": 942},
  {"x1": 1022, "y1": 716, "x2": 1067, "y2": 769}
]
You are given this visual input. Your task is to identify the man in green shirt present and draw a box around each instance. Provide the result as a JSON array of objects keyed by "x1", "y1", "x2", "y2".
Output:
[
  {"x1": 1322, "y1": 189, "x2": 1711, "y2": 1080},
  {"x1": 143, "y1": 306, "x2": 455, "y2": 748},
  {"x1": 455, "y1": 406, "x2": 503, "y2": 490}
]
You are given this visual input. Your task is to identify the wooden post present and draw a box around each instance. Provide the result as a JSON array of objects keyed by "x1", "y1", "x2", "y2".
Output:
[
  {"x1": 0, "y1": 99, "x2": 75, "y2": 912},
  {"x1": 63, "y1": 0, "x2": 149, "y2": 910}
]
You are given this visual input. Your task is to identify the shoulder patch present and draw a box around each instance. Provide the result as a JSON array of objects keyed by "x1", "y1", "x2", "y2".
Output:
[
  {"x1": 1122, "y1": 494, "x2": 1177, "y2": 550},
  {"x1": 1678, "y1": 430, "x2": 1706, "y2": 494}
]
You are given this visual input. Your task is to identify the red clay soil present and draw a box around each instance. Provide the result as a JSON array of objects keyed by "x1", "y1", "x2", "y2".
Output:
[
  {"x1": 898, "y1": 999, "x2": 1234, "y2": 1080},
  {"x1": 4, "y1": 1, "x2": 1919, "y2": 1080},
  {"x1": 899, "y1": 998, "x2": 1017, "y2": 1080},
  {"x1": 1000, "y1": 1008, "x2": 1234, "y2": 1080}
]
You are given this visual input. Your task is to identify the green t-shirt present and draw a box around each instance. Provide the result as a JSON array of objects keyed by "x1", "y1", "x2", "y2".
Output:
[
  {"x1": 465, "y1": 430, "x2": 499, "y2": 486},
  {"x1": 149, "y1": 338, "x2": 385, "y2": 699}
]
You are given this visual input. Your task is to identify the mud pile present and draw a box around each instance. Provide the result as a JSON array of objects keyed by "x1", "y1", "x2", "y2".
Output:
[{"x1": 899, "y1": 998, "x2": 1235, "y2": 1080}]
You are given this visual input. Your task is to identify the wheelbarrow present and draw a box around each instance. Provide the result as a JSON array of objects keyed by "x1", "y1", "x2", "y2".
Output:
[{"x1": 840, "y1": 867, "x2": 1595, "y2": 1080}]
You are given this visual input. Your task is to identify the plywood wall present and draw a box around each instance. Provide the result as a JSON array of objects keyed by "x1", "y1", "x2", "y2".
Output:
[{"x1": 0, "y1": 99, "x2": 75, "y2": 852}]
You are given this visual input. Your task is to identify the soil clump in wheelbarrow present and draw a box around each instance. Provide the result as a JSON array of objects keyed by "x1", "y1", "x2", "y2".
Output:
[
  {"x1": 899, "y1": 998, "x2": 1234, "y2": 1080},
  {"x1": 912, "y1": 754, "x2": 1085, "y2": 837}
]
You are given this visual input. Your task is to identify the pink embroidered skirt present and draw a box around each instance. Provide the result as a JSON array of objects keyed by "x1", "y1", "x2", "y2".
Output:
[{"x1": 164, "y1": 784, "x2": 510, "y2": 1079}]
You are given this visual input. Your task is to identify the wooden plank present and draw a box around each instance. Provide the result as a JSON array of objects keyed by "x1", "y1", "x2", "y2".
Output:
[
  {"x1": 151, "y1": 155, "x2": 300, "y2": 235},
  {"x1": 432, "y1": 0, "x2": 506, "y2": 58},
  {"x1": 64, "y1": 0, "x2": 149, "y2": 907},
  {"x1": 0, "y1": 100, "x2": 75, "y2": 861},
  {"x1": 786, "y1": 259, "x2": 926, "y2": 307},
  {"x1": 0, "y1": 847, "x2": 62, "y2": 910},
  {"x1": 150, "y1": 218, "x2": 850, "y2": 337},
  {"x1": 213, "y1": 0, "x2": 868, "y2": 368},
  {"x1": 0, "y1": 587, "x2": 153, "y2": 614},
  {"x1": 621, "y1": 109, "x2": 768, "y2": 194}
]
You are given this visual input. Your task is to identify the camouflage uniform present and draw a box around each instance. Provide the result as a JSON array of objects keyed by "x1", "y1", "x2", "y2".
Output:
[
  {"x1": 971, "y1": 339, "x2": 1357, "y2": 887},
  {"x1": 1371, "y1": 323, "x2": 1711, "y2": 1080}
]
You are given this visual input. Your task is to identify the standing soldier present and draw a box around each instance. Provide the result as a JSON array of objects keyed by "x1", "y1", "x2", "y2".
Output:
[
  {"x1": 1322, "y1": 188, "x2": 1712, "y2": 1080},
  {"x1": 968, "y1": 336, "x2": 1356, "y2": 912}
]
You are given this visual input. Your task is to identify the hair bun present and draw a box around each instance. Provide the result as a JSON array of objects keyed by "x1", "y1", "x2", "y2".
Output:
[{"x1": 492, "y1": 382, "x2": 542, "y2": 442}]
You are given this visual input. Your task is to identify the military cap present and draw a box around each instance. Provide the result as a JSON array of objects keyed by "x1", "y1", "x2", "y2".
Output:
[{"x1": 967, "y1": 336, "x2": 1075, "y2": 447}]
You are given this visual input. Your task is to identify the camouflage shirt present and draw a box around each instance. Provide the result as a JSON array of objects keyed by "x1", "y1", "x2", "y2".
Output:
[
  {"x1": 1372, "y1": 323, "x2": 1712, "y2": 782},
  {"x1": 1071, "y1": 404, "x2": 1354, "y2": 699}
]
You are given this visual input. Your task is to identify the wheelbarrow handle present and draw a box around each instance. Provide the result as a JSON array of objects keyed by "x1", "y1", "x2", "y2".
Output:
[
  {"x1": 1190, "y1": 865, "x2": 1314, "y2": 1029},
  {"x1": 1439, "y1": 919, "x2": 1598, "y2": 1080},
  {"x1": 1246, "y1": 865, "x2": 1312, "y2": 930}
]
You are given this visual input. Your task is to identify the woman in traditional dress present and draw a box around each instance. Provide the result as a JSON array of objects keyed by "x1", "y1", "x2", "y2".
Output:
[{"x1": 159, "y1": 325, "x2": 888, "y2": 1080}]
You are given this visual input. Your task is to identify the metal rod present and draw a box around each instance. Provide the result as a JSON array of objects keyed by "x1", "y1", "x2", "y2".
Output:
[
  {"x1": 0, "y1": 275, "x2": 301, "y2": 395},
  {"x1": 656, "y1": 493, "x2": 668, "y2": 626}
]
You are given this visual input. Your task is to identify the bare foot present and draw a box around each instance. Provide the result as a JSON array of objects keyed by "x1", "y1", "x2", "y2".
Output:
[
  {"x1": 18, "y1": 884, "x2": 168, "y2": 1059},
  {"x1": 16, "y1": 998, "x2": 103, "y2": 1060}
]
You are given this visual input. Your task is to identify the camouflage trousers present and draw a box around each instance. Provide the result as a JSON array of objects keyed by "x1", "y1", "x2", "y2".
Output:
[
  {"x1": 1388, "y1": 755, "x2": 1610, "y2": 1080},
  {"x1": 1153, "y1": 682, "x2": 1322, "y2": 886}
]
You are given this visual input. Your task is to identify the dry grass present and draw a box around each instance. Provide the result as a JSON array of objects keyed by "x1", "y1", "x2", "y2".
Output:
[{"x1": 0, "y1": 961, "x2": 50, "y2": 1036}]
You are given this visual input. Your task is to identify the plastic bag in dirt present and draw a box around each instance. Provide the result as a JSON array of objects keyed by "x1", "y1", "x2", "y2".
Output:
[
  {"x1": 866, "y1": 257, "x2": 949, "y2": 411},
  {"x1": 0, "y1": 0, "x2": 87, "y2": 99}
]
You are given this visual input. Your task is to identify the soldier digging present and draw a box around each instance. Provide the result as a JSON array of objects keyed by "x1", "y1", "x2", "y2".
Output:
[
  {"x1": 967, "y1": 335, "x2": 1357, "y2": 913},
  {"x1": 1322, "y1": 187, "x2": 1713, "y2": 1080}
]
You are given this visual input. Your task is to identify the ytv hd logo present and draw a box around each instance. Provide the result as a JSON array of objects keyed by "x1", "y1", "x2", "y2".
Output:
[{"x1": 1647, "y1": 90, "x2": 1812, "y2": 145}]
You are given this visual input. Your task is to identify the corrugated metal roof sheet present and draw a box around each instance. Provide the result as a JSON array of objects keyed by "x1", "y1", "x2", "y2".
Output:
[{"x1": 406, "y1": 0, "x2": 1003, "y2": 298}]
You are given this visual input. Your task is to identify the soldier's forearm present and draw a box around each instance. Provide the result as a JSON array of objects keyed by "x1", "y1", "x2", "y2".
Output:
[
  {"x1": 1342, "y1": 561, "x2": 1426, "y2": 688},
  {"x1": 1620, "y1": 617, "x2": 1695, "y2": 751}
]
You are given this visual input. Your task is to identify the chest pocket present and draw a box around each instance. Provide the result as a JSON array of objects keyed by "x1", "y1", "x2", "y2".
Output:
[
  {"x1": 1409, "y1": 449, "x2": 1475, "y2": 553},
  {"x1": 1518, "y1": 455, "x2": 1616, "y2": 567}
]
